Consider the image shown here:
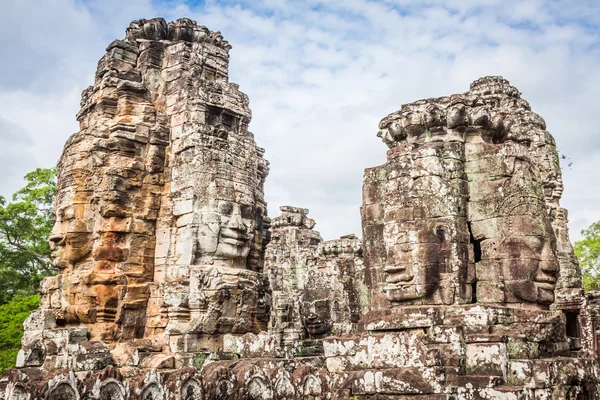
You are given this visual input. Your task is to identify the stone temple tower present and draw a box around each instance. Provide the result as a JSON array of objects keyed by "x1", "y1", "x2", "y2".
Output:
[{"x1": 17, "y1": 17, "x2": 270, "y2": 375}]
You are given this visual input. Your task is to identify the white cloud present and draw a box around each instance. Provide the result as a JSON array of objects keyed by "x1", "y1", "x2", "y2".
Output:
[
  {"x1": 0, "y1": 0, "x2": 154, "y2": 197},
  {"x1": 0, "y1": 0, "x2": 598, "y2": 243},
  {"x1": 0, "y1": 115, "x2": 35, "y2": 198}
]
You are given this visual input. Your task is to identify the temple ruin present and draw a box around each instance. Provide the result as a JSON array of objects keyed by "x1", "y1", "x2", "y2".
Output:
[{"x1": 1, "y1": 17, "x2": 599, "y2": 399}]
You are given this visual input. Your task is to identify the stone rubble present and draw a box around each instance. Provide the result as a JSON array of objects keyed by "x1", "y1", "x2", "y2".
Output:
[{"x1": 1, "y1": 17, "x2": 599, "y2": 400}]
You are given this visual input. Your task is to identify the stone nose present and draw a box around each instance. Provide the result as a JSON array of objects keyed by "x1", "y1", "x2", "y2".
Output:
[
  {"x1": 226, "y1": 212, "x2": 247, "y2": 232},
  {"x1": 540, "y1": 259, "x2": 559, "y2": 274}
]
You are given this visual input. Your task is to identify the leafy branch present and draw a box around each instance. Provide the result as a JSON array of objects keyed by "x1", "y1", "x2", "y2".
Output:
[{"x1": 0, "y1": 168, "x2": 57, "y2": 304}]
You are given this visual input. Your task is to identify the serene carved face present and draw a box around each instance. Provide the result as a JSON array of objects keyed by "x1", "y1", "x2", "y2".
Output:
[
  {"x1": 383, "y1": 264, "x2": 439, "y2": 302},
  {"x1": 126, "y1": 18, "x2": 172, "y2": 42},
  {"x1": 301, "y1": 298, "x2": 333, "y2": 337},
  {"x1": 48, "y1": 383, "x2": 78, "y2": 400},
  {"x1": 383, "y1": 240, "x2": 441, "y2": 302},
  {"x1": 49, "y1": 206, "x2": 92, "y2": 269},
  {"x1": 300, "y1": 277, "x2": 334, "y2": 337},
  {"x1": 496, "y1": 235, "x2": 558, "y2": 304},
  {"x1": 196, "y1": 198, "x2": 255, "y2": 267}
]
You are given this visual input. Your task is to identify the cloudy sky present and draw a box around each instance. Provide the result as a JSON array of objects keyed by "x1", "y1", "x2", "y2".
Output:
[{"x1": 1, "y1": 0, "x2": 599, "y2": 241}]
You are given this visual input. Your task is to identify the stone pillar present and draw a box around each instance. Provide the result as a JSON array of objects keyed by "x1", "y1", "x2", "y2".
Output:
[{"x1": 266, "y1": 206, "x2": 322, "y2": 351}]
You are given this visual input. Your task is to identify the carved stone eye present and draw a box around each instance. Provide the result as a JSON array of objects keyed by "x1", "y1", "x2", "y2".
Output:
[
  {"x1": 219, "y1": 202, "x2": 233, "y2": 215},
  {"x1": 313, "y1": 300, "x2": 330, "y2": 311},
  {"x1": 65, "y1": 233, "x2": 90, "y2": 247},
  {"x1": 240, "y1": 204, "x2": 253, "y2": 219}
]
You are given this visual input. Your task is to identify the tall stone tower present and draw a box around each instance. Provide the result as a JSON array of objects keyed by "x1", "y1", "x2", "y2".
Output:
[{"x1": 17, "y1": 17, "x2": 270, "y2": 376}]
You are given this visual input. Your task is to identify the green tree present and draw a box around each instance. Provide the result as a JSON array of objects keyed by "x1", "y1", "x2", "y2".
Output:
[
  {"x1": 574, "y1": 221, "x2": 600, "y2": 292},
  {"x1": 0, "y1": 294, "x2": 40, "y2": 373},
  {"x1": 0, "y1": 168, "x2": 57, "y2": 304}
]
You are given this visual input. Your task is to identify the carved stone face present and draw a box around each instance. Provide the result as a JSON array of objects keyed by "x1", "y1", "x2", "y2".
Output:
[
  {"x1": 382, "y1": 227, "x2": 441, "y2": 302},
  {"x1": 49, "y1": 206, "x2": 92, "y2": 270},
  {"x1": 125, "y1": 18, "x2": 169, "y2": 42},
  {"x1": 300, "y1": 277, "x2": 334, "y2": 338},
  {"x1": 383, "y1": 262, "x2": 440, "y2": 302},
  {"x1": 496, "y1": 235, "x2": 558, "y2": 304},
  {"x1": 196, "y1": 198, "x2": 255, "y2": 268},
  {"x1": 301, "y1": 299, "x2": 333, "y2": 337},
  {"x1": 472, "y1": 201, "x2": 560, "y2": 307},
  {"x1": 170, "y1": 18, "x2": 195, "y2": 41},
  {"x1": 48, "y1": 383, "x2": 78, "y2": 400}
]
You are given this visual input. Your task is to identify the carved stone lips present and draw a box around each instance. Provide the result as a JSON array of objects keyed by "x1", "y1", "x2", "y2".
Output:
[
  {"x1": 50, "y1": 254, "x2": 62, "y2": 266},
  {"x1": 534, "y1": 273, "x2": 557, "y2": 289},
  {"x1": 383, "y1": 265, "x2": 414, "y2": 283},
  {"x1": 535, "y1": 282, "x2": 556, "y2": 291},
  {"x1": 220, "y1": 228, "x2": 249, "y2": 245},
  {"x1": 306, "y1": 321, "x2": 326, "y2": 332}
]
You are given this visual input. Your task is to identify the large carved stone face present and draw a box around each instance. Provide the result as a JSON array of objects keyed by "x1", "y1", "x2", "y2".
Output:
[
  {"x1": 382, "y1": 224, "x2": 442, "y2": 302},
  {"x1": 196, "y1": 197, "x2": 255, "y2": 268},
  {"x1": 489, "y1": 160, "x2": 559, "y2": 306},
  {"x1": 49, "y1": 205, "x2": 92, "y2": 270},
  {"x1": 472, "y1": 193, "x2": 560, "y2": 307},
  {"x1": 496, "y1": 234, "x2": 558, "y2": 304}
]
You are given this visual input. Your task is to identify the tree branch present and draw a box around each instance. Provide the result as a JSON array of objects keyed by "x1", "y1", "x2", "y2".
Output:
[{"x1": 5, "y1": 238, "x2": 55, "y2": 275}]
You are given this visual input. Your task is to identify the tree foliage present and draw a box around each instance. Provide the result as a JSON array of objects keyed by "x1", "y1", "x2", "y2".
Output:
[
  {"x1": 0, "y1": 294, "x2": 40, "y2": 374},
  {"x1": 0, "y1": 168, "x2": 57, "y2": 304},
  {"x1": 574, "y1": 221, "x2": 600, "y2": 292}
]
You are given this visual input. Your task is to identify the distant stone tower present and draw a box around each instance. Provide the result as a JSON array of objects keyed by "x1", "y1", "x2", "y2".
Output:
[{"x1": 266, "y1": 206, "x2": 365, "y2": 354}]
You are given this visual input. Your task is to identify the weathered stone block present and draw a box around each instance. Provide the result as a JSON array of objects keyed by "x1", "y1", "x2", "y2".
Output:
[
  {"x1": 140, "y1": 354, "x2": 174, "y2": 369},
  {"x1": 348, "y1": 368, "x2": 445, "y2": 395},
  {"x1": 507, "y1": 341, "x2": 539, "y2": 359},
  {"x1": 223, "y1": 332, "x2": 282, "y2": 358},
  {"x1": 465, "y1": 342, "x2": 507, "y2": 377}
]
